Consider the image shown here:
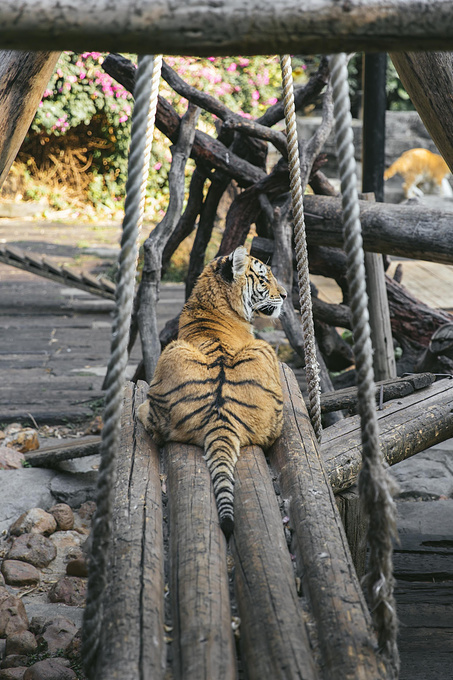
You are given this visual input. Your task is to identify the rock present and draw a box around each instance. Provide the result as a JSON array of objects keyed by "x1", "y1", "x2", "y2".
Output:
[
  {"x1": 37, "y1": 616, "x2": 77, "y2": 654},
  {"x1": 0, "y1": 470, "x2": 57, "y2": 536},
  {"x1": 9, "y1": 509, "x2": 57, "y2": 538},
  {"x1": 46, "y1": 532, "x2": 84, "y2": 578},
  {"x1": 0, "y1": 589, "x2": 29, "y2": 636},
  {"x1": 4, "y1": 428, "x2": 39, "y2": 454},
  {"x1": 23, "y1": 659, "x2": 76, "y2": 680},
  {"x1": 1, "y1": 561, "x2": 40, "y2": 587},
  {"x1": 48, "y1": 577, "x2": 86, "y2": 607},
  {"x1": 50, "y1": 471, "x2": 97, "y2": 508},
  {"x1": 77, "y1": 501, "x2": 95, "y2": 521},
  {"x1": 48, "y1": 505, "x2": 73, "y2": 532},
  {"x1": 65, "y1": 556, "x2": 88, "y2": 578},
  {"x1": 0, "y1": 668, "x2": 27, "y2": 679},
  {"x1": 7, "y1": 534, "x2": 56, "y2": 569},
  {"x1": 26, "y1": 606, "x2": 82, "y2": 631},
  {"x1": 0, "y1": 656, "x2": 28, "y2": 669},
  {"x1": 5, "y1": 632, "x2": 37, "y2": 656},
  {"x1": 0, "y1": 448, "x2": 25, "y2": 471},
  {"x1": 391, "y1": 447, "x2": 453, "y2": 499}
]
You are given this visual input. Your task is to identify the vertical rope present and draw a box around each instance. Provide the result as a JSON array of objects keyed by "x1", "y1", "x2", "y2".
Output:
[
  {"x1": 329, "y1": 52, "x2": 399, "y2": 675},
  {"x1": 82, "y1": 53, "x2": 162, "y2": 678},
  {"x1": 280, "y1": 54, "x2": 322, "y2": 442}
]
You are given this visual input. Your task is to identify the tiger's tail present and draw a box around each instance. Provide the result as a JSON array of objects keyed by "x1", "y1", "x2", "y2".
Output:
[
  {"x1": 383, "y1": 160, "x2": 399, "y2": 181},
  {"x1": 203, "y1": 429, "x2": 240, "y2": 539}
]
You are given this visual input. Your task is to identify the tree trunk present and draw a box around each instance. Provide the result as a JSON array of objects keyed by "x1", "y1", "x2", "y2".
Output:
[
  {"x1": 0, "y1": 51, "x2": 60, "y2": 189},
  {"x1": 1, "y1": 1, "x2": 452, "y2": 54}
]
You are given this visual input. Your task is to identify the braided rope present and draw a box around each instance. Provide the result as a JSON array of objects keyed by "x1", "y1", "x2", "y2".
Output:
[
  {"x1": 329, "y1": 53, "x2": 399, "y2": 675},
  {"x1": 280, "y1": 55, "x2": 322, "y2": 442},
  {"x1": 82, "y1": 54, "x2": 162, "y2": 677}
]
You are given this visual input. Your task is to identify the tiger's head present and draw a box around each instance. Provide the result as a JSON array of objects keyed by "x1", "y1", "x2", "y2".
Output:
[{"x1": 215, "y1": 246, "x2": 287, "y2": 322}]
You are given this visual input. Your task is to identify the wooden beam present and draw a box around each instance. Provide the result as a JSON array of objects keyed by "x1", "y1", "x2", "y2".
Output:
[
  {"x1": 97, "y1": 381, "x2": 166, "y2": 680},
  {"x1": 269, "y1": 364, "x2": 391, "y2": 679},
  {"x1": 232, "y1": 446, "x2": 319, "y2": 680},
  {"x1": 304, "y1": 195, "x2": 453, "y2": 264},
  {"x1": 0, "y1": 1, "x2": 453, "y2": 54},
  {"x1": 0, "y1": 51, "x2": 60, "y2": 190}
]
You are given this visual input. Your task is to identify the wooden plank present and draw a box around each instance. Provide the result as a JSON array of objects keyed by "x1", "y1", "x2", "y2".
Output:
[
  {"x1": 232, "y1": 445, "x2": 319, "y2": 680},
  {"x1": 335, "y1": 485, "x2": 368, "y2": 578},
  {"x1": 165, "y1": 442, "x2": 236, "y2": 680},
  {"x1": 24, "y1": 436, "x2": 101, "y2": 466},
  {"x1": 97, "y1": 381, "x2": 166, "y2": 680},
  {"x1": 1, "y1": 1, "x2": 453, "y2": 54},
  {"x1": 269, "y1": 364, "x2": 391, "y2": 680}
]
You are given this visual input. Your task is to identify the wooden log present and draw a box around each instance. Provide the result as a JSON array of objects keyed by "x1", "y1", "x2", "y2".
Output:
[
  {"x1": 269, "y1": 364, "x2": 391, "y2": 679},
  {"x1": 320, "y1": 372, "x2": 435, "y2": 415},
  {"x1": 164, "y1": 442, "x2": 236, "y2": 680},
  {"x1": 335, "y1": 485, "x2": 368, "y2": 578},
  {"x1": 232, "y1": 446, "x2": 319, "y2": 680},
  {"x1": 0, "y1": 51, "x2": 60, "y2": 190},
  {"x1": 389, "y1": 52, "x2": 453, "y2": 171},
  {"x1": 97, "y1": 381, "x2": 165, "y2": 680},
  {"x1": 24, "y1": 436, "x2": 101, "y2": 467},
  {"x1": 1, "y1": 1, "x2": 453, "y2": 54},
  {"x1": 322, "y1": 377, "x2": 453, "y2": 494},
  {"x1": 303, "y1": 195, "x2": 453, "y2": 265}
]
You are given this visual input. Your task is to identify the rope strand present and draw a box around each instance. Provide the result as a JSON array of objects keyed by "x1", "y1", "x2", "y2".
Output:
[
  {"x1": 280, "y1": 54, "x2": 322, "y2": 442},
  {"x1": 82, "y1": 54, "x2": 162, "y2": 678},
  {"x1": 329, "y1": 52, "x2": 399, "y2": 676}
]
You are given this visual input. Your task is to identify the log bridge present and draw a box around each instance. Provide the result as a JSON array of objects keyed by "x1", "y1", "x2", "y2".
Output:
[{"x1": 85, "y1": 364, "x2": 453, "y2": 680}]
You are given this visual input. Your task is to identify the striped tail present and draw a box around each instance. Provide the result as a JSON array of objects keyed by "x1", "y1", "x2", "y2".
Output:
[{"x1": 203, "y1": 429, "x2": 240, "y2": 539}]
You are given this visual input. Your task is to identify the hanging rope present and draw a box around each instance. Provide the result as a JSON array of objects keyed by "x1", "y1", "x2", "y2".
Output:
[
  {"x1": 82, "y1": 53, "x2": 162, "y2": 677},
  {"x1": 329, "y1": 52, "x2": 399, "y2": 675},
  {"x1": 280, "y1": 54, "x2": 322, "y2": 442}
]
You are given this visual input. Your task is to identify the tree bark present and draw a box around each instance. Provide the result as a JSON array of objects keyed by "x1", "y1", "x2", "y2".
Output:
[
  {"x1": 1, "y1": 1, "x2": 452, "y2": 54},
  {"x1": 0, "y1": 51, "x2": 60, "y2": 189},
  {"x1": 390, "y1": 52, "x2": 453, "y2": 171}
]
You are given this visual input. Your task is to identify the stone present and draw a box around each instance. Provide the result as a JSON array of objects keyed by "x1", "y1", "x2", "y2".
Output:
[
  {"x1": 37, "y1": 616, "x2": 77, "y2": 654},
  {"x1": 0, "y1": 656, "x2": 28, "y2": 669},
  {"x1": 47, "y1": 532, "x2": 84, "y2": 578},
  {"x1": 0, "y1": 589, "x2": 29, "y2": 636},
  {"x1": 7, "y1": 534, "x2": 56, "y2": 569},
  {"x1": 66, "y1": 557, "x2": 88, "y2": 578},
  {"x1": 48, "y1": 577, "x2": 86, "y2": 607},
  {"x1": 0, "y1": 470, "x2": 57, "y2": 536},
  {"x1": 23, "y1": 659, "x2": 76, "y2": 680},
  {"x1": 4, "y1": 429, "x2": 39, "y2": 454},
  {"x1": 391, "y1": 448, "x2": 453, "y2": 499},
  {"x1": 9, "y1": 510, "x2": 57, "y2": 538},
  {"x1": 77, "y1": 501, "x2": 95, "y2": 521},
  {"x1": 1, "y1": 561, "x2": 40, "y2": 587},
  {"x1": 48, "y1": 505, "x2": 73, "y2": 532},
  {"x1": 0, "y1": 448, "x2": 25, "y2": 471},
  {"x1": 50, "y1": 471, "x2": 97, "y2": 508},
  {"x1": 0, "y1": 668, "x2": 27, "y2": 679},
  {"x1": 5, "y1": 632, "x2": 37, "y2": 657},
  {"x1": 26, "y1": 606, "x2": 83, "y2": 631}
]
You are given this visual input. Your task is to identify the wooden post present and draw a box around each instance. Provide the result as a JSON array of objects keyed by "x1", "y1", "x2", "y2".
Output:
[
  {"x1": 0, "y1": 51, "x2": 60, "y2": 189},
  {"x1": 269, "y1": 364, "x2": 392, "y2": 680},
  {"x1": 98, "y1": 381, "x2": 166, "y2": 680},
  {"x1": 232, "y1": 446, "x2": 319, "y2": 680},
  {"x1": 164, "y1": 442, "x2": 236, "y2": 680}
]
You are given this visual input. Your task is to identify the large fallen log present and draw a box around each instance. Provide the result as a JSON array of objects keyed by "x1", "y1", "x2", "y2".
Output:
[{"x1": 1, "y1": 1, "x2": 452, "y2": 54}]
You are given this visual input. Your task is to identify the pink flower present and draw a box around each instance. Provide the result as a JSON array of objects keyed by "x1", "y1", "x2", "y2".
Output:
[
  {"x1": 154, "y1": 162, "x2": 162, "y2": 171},
  {"x1": 227, "y1": 63, "x2": 237, "y2": 72},
  {"x1": 208, "y1": 57, "x2": 216, "y2": 62},
  {"x1": 238, "y1": 57, "x2": 250, "y2": 67},
  {"x1": 266, "y1": 97, "x2": 278, "y2": 105},
  {"x1": 252, "y1": 90, "x2": 260, "y2": 101},
  {"x1": 119, "y1": 115, "x2": 128, "y2": 123}
]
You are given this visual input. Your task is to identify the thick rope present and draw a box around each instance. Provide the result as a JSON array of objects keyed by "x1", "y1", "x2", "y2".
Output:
[
  {"x1": 329, "y1": 53, "x2": 399, "y2": 675},
  {"x1": 82, "y1": 54, "x2": 162, "y2": 677},
  {"x1": 280, "y1": 54, "x2": 322, "y2": 442}
]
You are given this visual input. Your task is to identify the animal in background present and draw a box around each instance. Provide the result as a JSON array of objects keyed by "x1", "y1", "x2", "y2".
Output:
[
  {"x1": 138, "y1": 247, "x2": 286, "y2": 537},
  {"x1": 383, "y1": 148, "x2": 453, "y2": 199}
]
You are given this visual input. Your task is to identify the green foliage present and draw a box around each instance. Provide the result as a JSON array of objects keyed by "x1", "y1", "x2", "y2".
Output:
[{"x1": 386, "y1": 60, "x2": 414, "y2": 111}]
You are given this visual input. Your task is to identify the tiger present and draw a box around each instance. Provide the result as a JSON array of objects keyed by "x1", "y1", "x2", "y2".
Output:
[
  {"x1": 138, "y1": 246, "x2": 286, "y2": 538},
  {"x1": 383, "y1": 148, "x2": 453, "y2": 199}
]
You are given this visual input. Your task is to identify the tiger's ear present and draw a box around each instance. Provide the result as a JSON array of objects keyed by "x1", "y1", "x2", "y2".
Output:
[{"x1": 230, "y1": 246, "x2": 248, "y2": 280}]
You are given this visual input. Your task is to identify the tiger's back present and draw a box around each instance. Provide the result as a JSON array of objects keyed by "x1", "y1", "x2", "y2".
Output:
[
  {"x1": 384, "y1": 148, "x2": 452, "y2": 199},
  {"x1": 138, "y1": 246, "x2": 286, "y2": 536}
]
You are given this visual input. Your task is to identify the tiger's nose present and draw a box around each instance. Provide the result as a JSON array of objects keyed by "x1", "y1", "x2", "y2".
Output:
[{"x1": 279, "y1": 286, "x2": 287, "y2": 300}]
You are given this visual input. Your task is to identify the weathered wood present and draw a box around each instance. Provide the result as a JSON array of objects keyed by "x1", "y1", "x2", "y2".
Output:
[
  {"x1": 24, "y1": 436, "x2": 101, "y2": 467},
  {"x1": 1, "y1": 1, "x2": 453, "y2": 54},
  {"x1": 320, "y1": 372, "x2": 435, "y2": 415},
  {"x1": 365, "y1": 252, "x2": 397, "y2": 379},
  {"x1": 0, "y1": 51, "x2": 60, "y2": 189},
  {"x1": 232, "y1": 445, "x2": 319, "y2": 680},
  {"x1": 165, "y1": 442, "x2": 236, "y2": 680},
  {"x1": 304, "y1": 195, "x2": 453, "y2": 265},
  {"x1": 335, "y1": 485, "x2": 368, "y2": 578},
  {"x1": 97, "y1": 381, "x2": 165, "y2": 680},
  {"x1": 390, "y1": 52, "x2": 453, "y2": 171},
  {"x1": 269, "y1": 364, "x2": 391, "y2": 680},
  {"x1": 322, "y1": 377, "x2": 453, "y2": 493}
]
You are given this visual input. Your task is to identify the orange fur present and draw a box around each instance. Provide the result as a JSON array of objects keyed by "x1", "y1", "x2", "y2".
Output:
[{"x1": 384, "y1": 148, "x2": 452, "y2": 199}]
